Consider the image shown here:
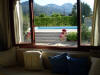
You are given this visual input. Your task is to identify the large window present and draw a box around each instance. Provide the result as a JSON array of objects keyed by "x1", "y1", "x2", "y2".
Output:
[
  {"x1": 34, "y1": 0, "x2": 77, "y2": 47},
  {"x1": 14, "y1": 0, "x2": 95, "y2": 48}
]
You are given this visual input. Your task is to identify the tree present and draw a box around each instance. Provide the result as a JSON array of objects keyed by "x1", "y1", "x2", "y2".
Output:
[
  {"x1": 51, "y1": 13, "x2": 61, "y2": 17},
  {"x1": 70, "y1": 3, "x2": 77, "y2": 16},
  {"x1": 71, "y1": 2, "x2": 92, "y2": 17},
  {"x1": 70, "y1": 2, "x2": 92, "y2": 24},
  {"x1": 81, "y1": 2, "x2": 92, "y2": 17},
  {"x1": 81, "y1": 2, "x2": 92, "y2": 23},
  {"x1": 69, "y1": 3, "x2": 77, "y2": 26},
  {"x1": 39, "y1": 13, "x2": 47, "y2": 17}
]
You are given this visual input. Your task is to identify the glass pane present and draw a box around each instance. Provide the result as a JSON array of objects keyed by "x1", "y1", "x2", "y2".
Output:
[
  {"x1": 34, "y1": 0, "x2": 77, "y2": 47},
  {"x1": 14, "y1": 0, "x2": 31, "y2": 44},
  {"x1": 81, "y1": 0, "x2": 94, "y2": 45}
]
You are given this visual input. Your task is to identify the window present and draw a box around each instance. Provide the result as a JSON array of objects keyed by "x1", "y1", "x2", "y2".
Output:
[
  {"x1": 80, "y1": 0, "x2": 94, "y2": 46},
  {"x1": 34, "y1": 0, "x2": 77, "y2": 47},
  {"x1": 14, "y1": 0, "x2": 32, "y2": 44},
  {"x1": 13, "y1": 0, "x2": 95, "y2": 49}
]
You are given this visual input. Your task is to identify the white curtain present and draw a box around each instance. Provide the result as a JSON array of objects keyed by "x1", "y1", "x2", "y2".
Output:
[
  {"x1": 14, "y1": 0, "x2": 24, "y2": 44},
  {"x1": 93, "y1": 0, "x2": 100, "y2": 46}
]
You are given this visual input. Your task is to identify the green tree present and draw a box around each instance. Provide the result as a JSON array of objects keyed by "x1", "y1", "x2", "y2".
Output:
[
  {"x1": 70, "y1": 2, "x2": 92, "y2": 24},
  {"x1": 39, "y1": 13, "x2": 47, "y2": 17},
  {"x1": 81, "y1": 2, "x2": 92, "y2": 23},
  {"x1": 71, "y1": 3, "x2": 77, "y2": 16},
  {"x1": 71, "y1": 2, "x2": 91, "y2": 17},
  {"x1": 51, "y1": 13, "x2": 61, "y2": 17},
  {"x1": 69, "y1": 3, "x2": 77, "y2": 26},
  {"x1": 81, "y1": 2, "x2": 92, "y2": 17}
]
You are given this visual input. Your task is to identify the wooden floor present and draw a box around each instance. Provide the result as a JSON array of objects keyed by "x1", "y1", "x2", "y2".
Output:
[{"x1": 0, "y1": 66, "x2": 65, "y2": 75}]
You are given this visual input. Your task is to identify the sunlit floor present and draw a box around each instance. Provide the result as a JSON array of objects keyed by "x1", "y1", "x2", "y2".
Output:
[{"x1": 36, "y1": 41, "x2": 77, "y2": 47}]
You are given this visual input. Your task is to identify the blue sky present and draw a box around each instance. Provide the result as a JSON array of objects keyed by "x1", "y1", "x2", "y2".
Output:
[{"x1": 20, "y1": 0, "x2": 94, "y2": 9}]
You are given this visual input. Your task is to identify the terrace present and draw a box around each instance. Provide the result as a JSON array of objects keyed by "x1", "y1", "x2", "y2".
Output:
[{"x1": 35, "y1": 26, "x2": 77, "y2": 47}]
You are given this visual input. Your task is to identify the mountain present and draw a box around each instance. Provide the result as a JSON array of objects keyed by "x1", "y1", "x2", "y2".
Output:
[
  {"x1": 62, "y1": 3, "x2": 73, "y2": 14},
  {"x1": 21, "y1": 1, "x2": 29, "y2": 14},
  {"x1": 21, "y1": 1, "x2": 73, "y2": 16}
]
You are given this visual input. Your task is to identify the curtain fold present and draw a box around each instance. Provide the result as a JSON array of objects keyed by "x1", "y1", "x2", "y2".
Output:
[
  {"x1": 14, "y1": 0, "x2": 24, "y2": 44},
  {"x1": 0, "y1": 0, "x2": 12, "y2": 50},
  {"x1": 93, "y1": 0, "x2": 100, "y2": 46},
  {"x1": 14, "y1": 1, "x2": 20, "y2": 44},
  {"x1": 0, "y1": 0, "x2": 24, "y2": 51}
]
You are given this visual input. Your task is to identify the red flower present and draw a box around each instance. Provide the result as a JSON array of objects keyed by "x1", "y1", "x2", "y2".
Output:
[{"x1": 62, "y1": 29, "x2": 66, "y2": 32}]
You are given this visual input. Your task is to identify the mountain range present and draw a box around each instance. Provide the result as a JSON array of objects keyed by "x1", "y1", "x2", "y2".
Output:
[{"x1": 21, "y1": 1, "x2": 73, "y2": 16}]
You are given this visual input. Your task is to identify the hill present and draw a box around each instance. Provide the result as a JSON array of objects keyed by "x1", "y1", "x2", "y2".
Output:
[{"x1": 21, "y1": 1, "x2": 73, "y2": 16}]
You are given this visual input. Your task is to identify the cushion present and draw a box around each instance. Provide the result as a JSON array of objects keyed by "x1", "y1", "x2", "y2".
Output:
[
  {"x1": 41, "y1": 51, "x2": 62, "y2": 69},
  {"x1": 24, "y1": 51, "x2": 43, "y2": 70},
  {"x1": 42, "y1": 50, "x2": 91, "y2": 70},
  {"x1": 67, "y1": 51, "x2": 91, "y2": 58},
  {"x1": 67, "y1": 56, "x2": 90, "y2": 75},
  {"x1": 89, "y1": 57, "x2": 100, "y2": 75},
  {"x1": 48, "y1": 53, "x2": 68, "y2": 74},
  {"x1": 16, "y1": 48, "x2": 42, "y2": 66}
]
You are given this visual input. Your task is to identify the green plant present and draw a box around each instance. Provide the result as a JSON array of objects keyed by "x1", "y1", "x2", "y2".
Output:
[
  {"x1": 39, "y1": 13, "x2": 47, "y2": 17},
  {"x1": 81, "y1": 24, "x2": 91, "y2": 42},
  {"x1": 67, "y1": 32, "x2": 77, "y2": 41},
  {"x1": 23, "y1": 14, "x2": 30, "y2": 34},
  {"x1": 34, "y1": 16, "x2": 77, "y2": 27}
]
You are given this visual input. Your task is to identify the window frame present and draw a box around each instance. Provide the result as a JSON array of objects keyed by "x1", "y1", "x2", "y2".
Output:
[
  {"x1": 80, "y1": 0, "x2": 95, "y2": 46},
  {"x1": 10, "y1": 0, "x2": 98, "y2": 50},
  {"x1": 32, "y1": 0, "x2": 80, "y2": 48}
]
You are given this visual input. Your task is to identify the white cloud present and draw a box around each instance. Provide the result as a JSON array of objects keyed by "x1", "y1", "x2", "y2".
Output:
[
  {"x1": 34, "y1": 0, "x2": 77, "y2": 6},
  {"x1": 21, "y1": 0, "x2": 94, "y2": 9}
]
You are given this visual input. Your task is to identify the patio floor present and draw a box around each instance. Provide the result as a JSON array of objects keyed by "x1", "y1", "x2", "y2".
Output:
[
  {"x1": 35, "y1": 29, "x2": 77, "y2": 47},
  {"x1": 36, "y1": 41, "x2": 77, "y2": 47}
]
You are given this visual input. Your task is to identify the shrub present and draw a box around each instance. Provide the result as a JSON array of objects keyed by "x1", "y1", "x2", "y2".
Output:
[
  {"x1": 81, "y1": 24, "x2": 91, "y2": 42},
  {"x1": 67, "y1": 32, "x2": 77, "y2": 41},
  {"x1": 39, "y1": 14, "x2": 47, "y2": 17},
  {"x1": 34, "y1": 16, "x2": 77, "y2": 26}
]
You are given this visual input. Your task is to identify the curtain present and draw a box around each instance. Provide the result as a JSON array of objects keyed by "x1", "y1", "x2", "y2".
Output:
[
  {"x1": 14, "y1": 0, "x2": 24, "y2": 44},
  {"x1": 0, "y1": 0, "x2": 12, "y2": 50},
  {"x1": 14, "y1": 1, "x2": 20, "y2": 44},
  {"x1": 93, "y1": 0, "x2": 100, "y2": 46}
]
